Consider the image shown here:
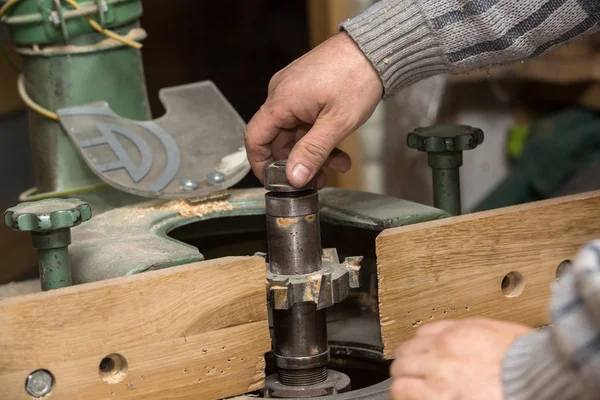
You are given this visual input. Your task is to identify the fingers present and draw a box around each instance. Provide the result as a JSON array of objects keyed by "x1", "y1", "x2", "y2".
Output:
[
  {"x1": 295, "y1": 125, "x2": 350, "y2": 172},
  {"x1": 416, "y1": 320, "x2": 459, "y2": 337},
  {"x1": 391, "y1": 377, "x2": 436, "y2": 400},
  {"x1": 245, "y1": 30, "x2": 383, "y2": 185},
  {"x1": 325, "y1": 148, "x2": 351, "y2": 172},
  {"x1": 271, "y1": 130, "x2": 296, "y2": 160},
  {"x1": 395, "y1": 336, "x2": 434, "y2": 358},
  {"x1": 286, "y1": 114, "x2": 350, "y2": 187},
  {"x1": 316, "y1": 171, "x2": 327, "y2": 189},
  {"x1": 271, "y1": 129, "x2": 350, "y2": 175},
  {"x1": 391, "y1": 346, "x2": 435, "y2": 378},
  {"x1": 244, "y1": 103, "x2": 298, "y2": 182}
]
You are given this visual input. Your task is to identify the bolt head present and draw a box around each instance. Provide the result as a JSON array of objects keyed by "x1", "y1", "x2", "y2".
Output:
[
  {"x1": 179, "y1": 178, "x2": 198, "y2": 191},
  {"x1": 50, "y1": 13, "x2": 60, "y2": 27},
  {"x1": 264, "y1": 160, "x2": 316, "y2": 192},
  {"x1": 25, "y1": 370, "x2": 54, "y2": 398},
  {"x1": 407, "y1": 125, "x2": 484, "y2": 153},
  {"x1": 207, "y1": 171, "x2": 225, "y2": 184},
  {"x1": 5, "y1": 198, "x2": 92, "y2": 233}
]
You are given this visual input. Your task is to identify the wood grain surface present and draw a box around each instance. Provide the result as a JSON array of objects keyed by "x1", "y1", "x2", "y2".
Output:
[
  {"x1": 376, "y1": 190, "x2": 600, "y2": 359},
  {"x1": 0, "y1": 256, "x2": 270, "y2": 399}
]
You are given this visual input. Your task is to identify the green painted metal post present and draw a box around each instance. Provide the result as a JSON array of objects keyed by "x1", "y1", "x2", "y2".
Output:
[
  {"x1": 429, "y1": 153, "x2": 462, "y2": 216},
  {"x1": 3, "y1": 0, "x2": 151, "y2": 194},
  {"x1": 407, "y1": 125, "x2": 484, "y2": 216},
  {"x1": 4, "y1": 198, "x2": 92, "y2": 290},
  {"x1": 31, "y1": 230, "x2": 73, "y2": 290}
]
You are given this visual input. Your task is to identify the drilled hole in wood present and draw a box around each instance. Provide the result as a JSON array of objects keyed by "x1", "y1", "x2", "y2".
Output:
[
  {"x1": 556, "y1": 260, "x2": 572, "y2": 280},
  {"x1": 99, "y1": 354, "x2": 128, "y2": 384},
  {"x1": 501, "y1": 272, "x2": 524, "y2": 298}
]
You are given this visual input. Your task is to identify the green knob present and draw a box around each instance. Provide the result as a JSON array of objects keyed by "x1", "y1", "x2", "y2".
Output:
[
  {"x1": 406, "y1": 125, "x2": 485, "y2": 216},
  {"x1": 5, "y1": 198, "x2": 92, "y2": 232},
  {"x1": 4, "y1": 198, "x2": 92, "y2": 291},
  {"x1": 407, "y1": 125, "x2": 484, "y2": 153}
]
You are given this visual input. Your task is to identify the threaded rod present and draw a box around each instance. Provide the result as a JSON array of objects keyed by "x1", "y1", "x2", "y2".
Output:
[{"x1": 278, "y1": 366, "x2": 328, "y2": 386}]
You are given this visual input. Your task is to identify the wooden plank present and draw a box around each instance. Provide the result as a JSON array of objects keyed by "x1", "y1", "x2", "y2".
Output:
[
  {"x1": 376, "y1": 190, "x2": 600, "y2": 359},
  {"x1": 0, "y1": 256, "x2": 270, "y2": 399}
]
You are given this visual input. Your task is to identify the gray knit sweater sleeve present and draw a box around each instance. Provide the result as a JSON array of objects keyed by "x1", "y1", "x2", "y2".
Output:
[
  {"x1": 340, "y1": 0, "x2": 600, "y2": 96},
  {"x1": 502, "y1": 241, "x2": 600, "y2": 400}
]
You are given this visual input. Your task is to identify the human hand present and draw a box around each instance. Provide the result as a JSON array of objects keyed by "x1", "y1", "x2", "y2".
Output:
[
  {"x1": 390, "y1": 318, "x2": 532, "y2": 400},
  {"x1": 244, "y1": 32, "x2": 382, "y2": 187}
]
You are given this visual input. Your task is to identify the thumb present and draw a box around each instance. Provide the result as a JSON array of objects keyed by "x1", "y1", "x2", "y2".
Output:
[{"x1": 286, "y1": 115, "x2": 349, "y2": 187}]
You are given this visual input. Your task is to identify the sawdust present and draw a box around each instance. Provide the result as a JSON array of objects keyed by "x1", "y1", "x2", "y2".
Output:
[{"x1": 147, "y1": 200, "x2": 233, "y2": 218}]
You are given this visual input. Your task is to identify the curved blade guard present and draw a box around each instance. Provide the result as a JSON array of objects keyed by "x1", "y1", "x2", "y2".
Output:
[{"x1": 57, "y1": 81, "x2": 249, "y2": 199}]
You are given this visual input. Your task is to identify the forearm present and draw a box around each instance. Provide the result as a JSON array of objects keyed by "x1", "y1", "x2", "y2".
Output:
[{"x1": 341, "y1": 0, "x2": 600, "y2": 97}]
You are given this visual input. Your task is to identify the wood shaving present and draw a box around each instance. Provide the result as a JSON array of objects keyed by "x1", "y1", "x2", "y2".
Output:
[{"x1": 150, "y1": 200, "x2": 233, "y2": 218}]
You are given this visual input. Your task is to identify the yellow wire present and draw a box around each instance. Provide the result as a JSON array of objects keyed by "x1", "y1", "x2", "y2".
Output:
[
  {"x1": 0, "y1": 0, "x2": 23, "y2": 19},
  {"x1": 1, "y1": 0, "x2": 141, "y2": 50},
  {"x1": 62, "y1": 0, "x2": 142, "y2": 49},
  {"x1": 17, "y1": 74, "x2": 59, "y2": 121},
  {"x1": 6, "y1": 0, "x2": 143, "y2": 120}
]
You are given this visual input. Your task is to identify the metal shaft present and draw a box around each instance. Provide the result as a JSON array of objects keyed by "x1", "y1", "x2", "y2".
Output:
[
  {"x1": 265, "y1": 189, "x2": 329, "y2": 385},
  {"x1": 31, "y1": 229, "x2": 73, "y2": 291},
  {"x1": 265, "y1": 191, "x2": 321, "y2": 275},
  {"x1": 431, "y1": 167, "x2": 461, "y2": 216},
  {"x1": 273, "y1": 304, "x2": 328, "y2": 386},
  {"x1": 428, "y1": 152, "x2": 463, "y2": 216}
]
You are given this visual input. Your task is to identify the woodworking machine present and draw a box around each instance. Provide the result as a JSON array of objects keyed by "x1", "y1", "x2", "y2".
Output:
[
  {"x1": 0, "y1": 1, "x2": 487, "y2": 398},
  {"x1": 3, "y1": 127, "x2": 483, "y2": 399}
]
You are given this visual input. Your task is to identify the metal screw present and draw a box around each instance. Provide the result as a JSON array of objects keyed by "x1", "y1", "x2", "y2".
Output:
[
  {"x1": 179, "y1": 178, "x2": 198, "y2": 191},
  {"x1": 207, "y1": 171, "x2": 225, "y2": 184},
  {"x1": 25, "y1": 370, "x2": 54, "y2": 398},
  {"x1": 50, "y1": 12, "x2": 61, "y2": 27}
]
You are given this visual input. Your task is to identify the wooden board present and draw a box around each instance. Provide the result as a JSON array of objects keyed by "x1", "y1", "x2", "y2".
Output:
[
  {"x1": 0, "y1": 257, "x2": 270, "y2": 399},
  {"x1": 376, "y1": 190, "x2": 600, "y2": 359}
]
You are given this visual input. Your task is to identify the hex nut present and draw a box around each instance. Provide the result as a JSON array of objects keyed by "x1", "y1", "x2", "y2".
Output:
[
  {"x1": 264, "y1": 160, "x2": 317, "y2": 192},
  {"x1": 25, "y1": 369, "x2": 54, "y2": 398}
]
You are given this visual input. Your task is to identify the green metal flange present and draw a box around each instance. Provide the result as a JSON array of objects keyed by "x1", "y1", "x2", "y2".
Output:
[
  {"x1": 407, "y1": 125, "x2": 484, "y2": 216},
  {"x1": 3, "y1": 0, "x2": 143, "y2": 46},
  {"x1": 5, "y1": 198, "x2": 92, "y2": 291}
]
